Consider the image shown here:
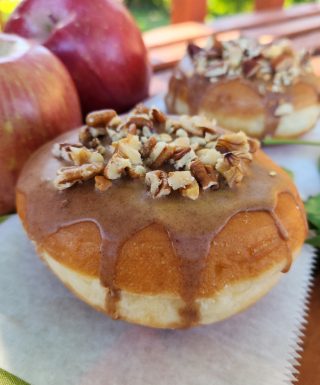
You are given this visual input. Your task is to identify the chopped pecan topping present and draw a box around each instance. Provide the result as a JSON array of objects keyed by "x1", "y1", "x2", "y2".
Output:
[
  {"x1": 125, "y1": 116, "x2": 153, "y2": 129},
  {"x1": 86, "y1": 109, "x2": 117, "y2": 127},
  {"x1": 215, "y1": 152, "x2": 251, "y2": 188},
  {"x1": 53, "y1": 106, "x2": 260, "y2": 199},
  {"x1": 131, "y1": 104, "x2": 150, "y2": 115},
  {"x1": 55, "y1": 163, "x2": 104, "y2": 190},
  {"x1": 242, "y1": 58, "x2": 260, "y2": 78},
  {"x1": 181, "y1": 179, "x2": 200, "y2": 200},
  {"x1": 127, "y1": 165, "x2": 147, "y2": 179},
  {"x1": 146, "y1": 142, "x2": 174, "y2": 169},
  {"x1": 95, "y1": 176, "x2": 112, "y2": 192},
  {"x1": 145, "y1": 170, "x2": 171, "y2": 198},
  {"x1": 69, "y1": 146, "x2": 104, "y2": 165},
  {"x1": 115, "y1": 135, "x2": 142, "y2": 165},
  {"x1": 248, "y1": 138, "x2": 261, "y2": 153},
  {"x1": 141, "y1": 136, "x2": 157, "y2": 158},
  {"x1": 167, "y1": 171, "x2": 194, "y2": 190},
  {"x1": 216, "y1": 131, "x2": 251, "y2": 154},
  {"x1": 190, "y1": 160, "x2": 219, "y2": 190},
  {"x1": 104, "y1": 154, "x2": 131, "y2": 180},
  {"x1": 150, "y1": 107, "x2": 166, "y2": 124},
  {"x1": 188, "y1": 36, "x2": 313, "y2": 95},
  {"x1": 172, "y1": 147, "x2": 197, "y2": 170},
  {"x1": 196, "y1": 148, "x2": 221, "y2": 166}
]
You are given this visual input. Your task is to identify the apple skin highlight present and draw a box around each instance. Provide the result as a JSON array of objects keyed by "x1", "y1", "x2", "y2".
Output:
[
  {"x1": 0, "y1": 33, "x2": 82, "y2": 215},
  {"x1": 5, "y1": 0, "x2": 151, "y2": 115}
]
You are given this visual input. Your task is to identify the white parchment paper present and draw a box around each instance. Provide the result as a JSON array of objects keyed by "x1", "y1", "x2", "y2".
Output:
[
  {"x1": 0, "y1": 217, "x2": 315, "y2": 385},
  {"x1": 0, "y1": 97, "x2": 319, "y2": 385}
]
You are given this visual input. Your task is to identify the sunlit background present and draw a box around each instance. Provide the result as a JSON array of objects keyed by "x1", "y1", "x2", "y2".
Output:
[{"x1": 0, "y1": 0, "x2": 318, "y2": 31}]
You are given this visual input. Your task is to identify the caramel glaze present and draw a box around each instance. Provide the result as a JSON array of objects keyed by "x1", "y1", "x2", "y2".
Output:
[
  {"x1": 166, "y1": 56, "x2": 318, "y2": 137},
  {"x1": 17, "y1": 129, "x2": 307, "y2": 327}
]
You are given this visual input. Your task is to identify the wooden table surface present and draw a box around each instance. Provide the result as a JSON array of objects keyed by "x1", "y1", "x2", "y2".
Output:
[{"x1": 151, "y1": 70, "x2": 320, "y2": 385}]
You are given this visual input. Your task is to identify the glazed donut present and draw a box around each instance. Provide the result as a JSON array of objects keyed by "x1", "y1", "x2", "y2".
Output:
[
  {"x1": 16, "y1": 106, "x2": 307, "y2": 329},
  {"x1": 166, "y1": 37, "x2": 320, "y2": 139}
]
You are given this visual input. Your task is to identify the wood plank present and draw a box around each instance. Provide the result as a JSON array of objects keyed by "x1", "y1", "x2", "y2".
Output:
[
  {"x1": 243, "y1": 14, "x2": 320, "y2": 40},
  {"x1": 171, "y1": 0, "x2": 207, "y2": 24},
  {"x1": 255, "y1": 0, "x2": 284, "y2": 11},
  {"x1": 146, "y1": 4, "x2": 320, "y2": 71},
  {"x1": 143, "y1": 22, "x2": 214, "y2": 50},
  {"x1": 212, "y1": 3, "x2": 320, "y2": 32},
  {"x1": 296, "y1": 269, "x2": 320, "y2": 385}
]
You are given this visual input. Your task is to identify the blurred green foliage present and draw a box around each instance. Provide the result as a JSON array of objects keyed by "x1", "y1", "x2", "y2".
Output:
[
  {"x1": 0, "y1": 0, "x2": 317, "y2": 32},
  {"x1": 126, "y1": 0, "x2": 317, "y2": 31},
  {"x1": 126, "y1": 0, "x2": 170, "y2": 31}
]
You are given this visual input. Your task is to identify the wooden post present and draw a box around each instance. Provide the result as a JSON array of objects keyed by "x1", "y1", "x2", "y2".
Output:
[
  {"x1": 255, "y1": 0, "x2": 285, "y2": 11},
  {"x1": 171, "y1": 0, "x2": 207, "y2": 24}
]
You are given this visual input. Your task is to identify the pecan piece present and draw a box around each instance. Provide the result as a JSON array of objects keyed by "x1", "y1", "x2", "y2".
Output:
[
  {"x1": 215, "y1": 152, "x2": 251, "y2": 188},
  {"x1": 141, "y1": 136, "x2": 157, "y2": 158},
  {"x1": 126, "y1": 116, "x2": 153, "y2": 130},
  {"x1": 127, "y1": 165, "x2": 147, "y2": 179},
  {"x1": 271, "y1": 53, "x2": 294, "y2": 72},
  {"x1": 196, "y1": 148, "x2": 221, "y2": 166},
  {"x1": 216, "y1": 131, "x2": 250, "y2": 154},
  {"x1": 172, "y1": 147, "x2": 197, "y2": 170},
  {"x1": 180, "y1": 179, "x2": 200, "y2": 200},
  {"x1": 69, "y1": 146, "x2": 104, "y2": 166},
  {"x1": 167, "y1": 171, "x2": 194, "y2": 190},
  {"x1": 95, "y1": 176, "x2": 112, "y2": 192},
  {"x1": 115, "y1": 135, "x2": 142, "y2": 165},
  {"x1": 132, "y1": 104, "x2": 150, "y2": 115},
  {"x1": 243, "y1": 58, "x2": 260, "y2": 78},
  {"x1": 54, "y1": 163, "x2": 104, "y2": 190},
  {"x1": 187, "y1": 43, "x2": 203, "y2": 58},
  {"x1": 52, "y1": 143, "x2": 82, "y2": 162},
  {"x1": 104, "y1": 155, "x2": 131, "y2": 180},
  {"x1": 86, "y1": 109, "x2": 117, "y2": 127},
  {"x1": 248, "y1": 138, "x2": 260, "y2": 153},
  {"x1": 79, "y1": 126, "x2": 92, "y2": 146},
  {"x1": 150, "y1": 107, "x2": 166, "y2": 124},
  {"x1": 145, "y1": 170, "x2": 171, "y2": 198},
  {"x1": 146, "y1": 142, "x2": 175, "y2": 169},
  {"x1": 190, "y1": 160, "x2": 219, "y2": 190}
]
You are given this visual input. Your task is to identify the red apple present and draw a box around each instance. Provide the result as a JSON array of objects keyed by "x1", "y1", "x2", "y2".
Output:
[
  {"x1": 5, "y1": 0, "x2": 151, "y2": 115},
  {"x1": 0, "y1": 33, "x2": 82, "y2": 215}
]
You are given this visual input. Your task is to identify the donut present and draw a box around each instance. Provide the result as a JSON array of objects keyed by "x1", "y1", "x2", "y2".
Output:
[
  {"x1": 166, "y1": 37, "x2": 320, "y2": 139},
  {"x1": 16, "y1": 106, "x2": 307, "y2": 328}
]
